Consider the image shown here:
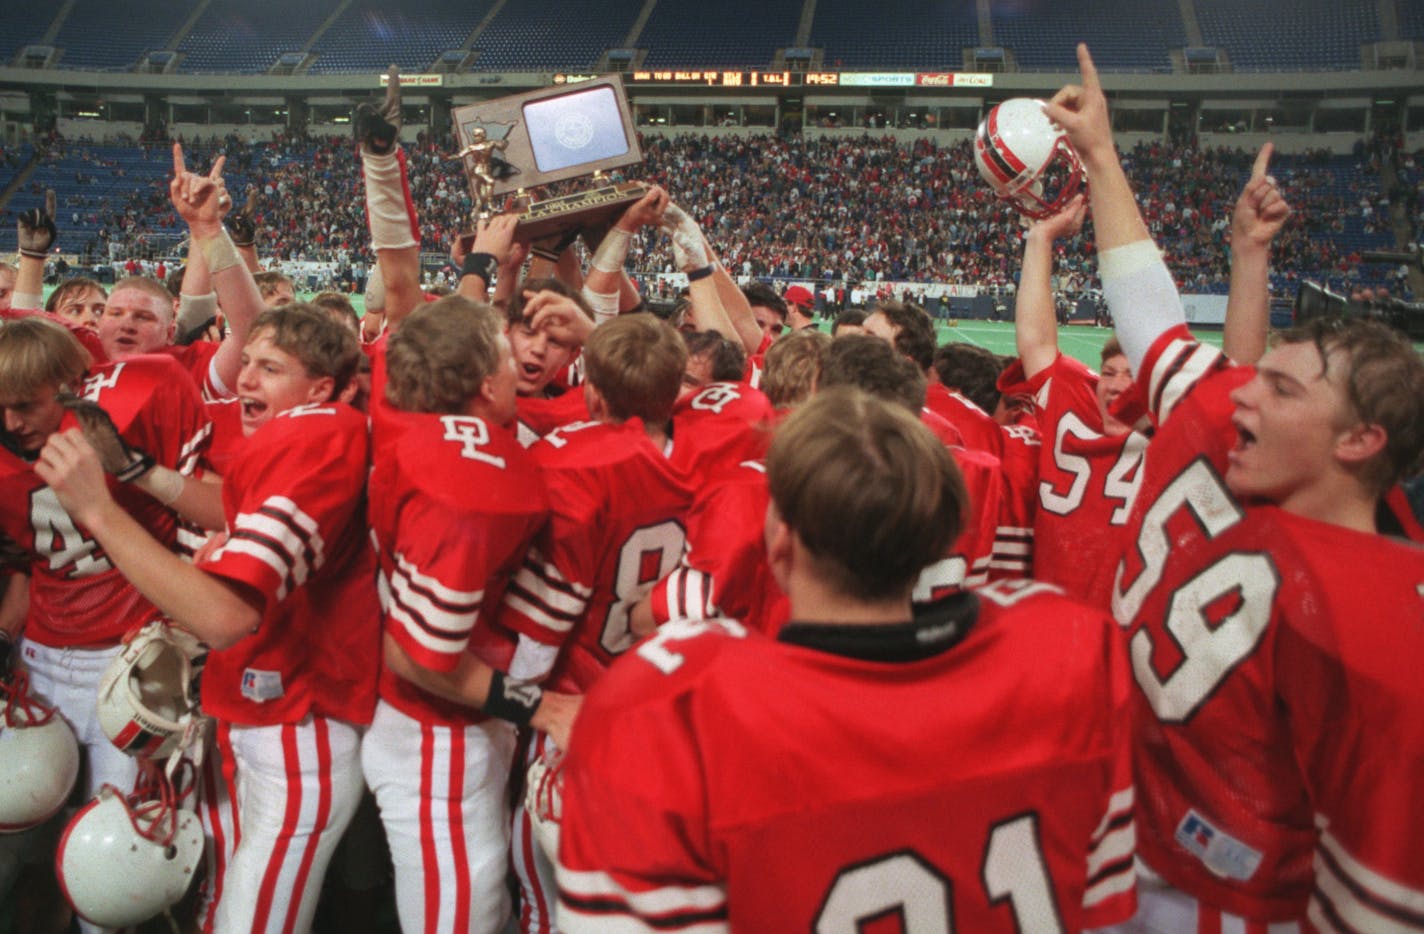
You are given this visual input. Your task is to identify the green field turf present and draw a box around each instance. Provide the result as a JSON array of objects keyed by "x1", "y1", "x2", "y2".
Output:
[{"x1": 931, "y1": 319, "x2": 1226, "y2": 369}]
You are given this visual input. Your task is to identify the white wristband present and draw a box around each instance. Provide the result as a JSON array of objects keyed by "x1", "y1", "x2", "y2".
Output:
[
  {"x1": 581, "y1": 286, "x2": 620, "y2": 324},
  {"x1": 136, "y1": 465, "x2": 185, "y2": 506}
]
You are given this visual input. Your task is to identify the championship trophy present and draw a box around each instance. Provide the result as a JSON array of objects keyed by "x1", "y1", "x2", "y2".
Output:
[{"x1": 450, "y1": 75, "x2": 648, "y2": 242}]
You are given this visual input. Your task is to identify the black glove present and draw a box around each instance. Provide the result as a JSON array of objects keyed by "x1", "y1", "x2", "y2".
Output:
[
  {"x1": 57, "y1": 392, "x2": 156, "y2": 483},
  {"x1": 355, "y1": 64, "x2": 402, "y2": 156},
  {"x1": 226, "y1": 188, "x2": 259, "y2": 248},
  {"x1": 18, "y1": 189, "x2": 57, "y2": 259}
]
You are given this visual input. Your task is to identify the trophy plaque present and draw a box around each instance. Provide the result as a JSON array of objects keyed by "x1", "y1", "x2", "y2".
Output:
[{"x1": 451, "y1": 75, "x2": 648, "y2": 242}]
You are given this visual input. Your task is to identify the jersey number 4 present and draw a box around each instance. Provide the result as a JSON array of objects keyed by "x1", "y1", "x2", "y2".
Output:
[
  {"x1": 1039, "y1": 413, "x2": 1145, "y2": 526},
  {"x1": 815, "y1": 814, "x2": 1064, "y2": 932},
  {"x1": 30, "y1": 487, "x2": 112, "y2": 578}
]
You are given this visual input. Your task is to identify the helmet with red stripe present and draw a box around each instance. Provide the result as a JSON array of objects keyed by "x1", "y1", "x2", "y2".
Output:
[
  {"x1": 97, "y1": 621, "x2": 207, "y2": 760},
  {"x1": 57, "y1": 761, "x2": 202, "y2": 927},
  {"x1": 974, "y1": 98, "x2": 1086, "y2": 220}
]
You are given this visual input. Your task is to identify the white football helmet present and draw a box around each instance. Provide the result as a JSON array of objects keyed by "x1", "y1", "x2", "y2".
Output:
[
  {"x1": 97, "y1": 621, "x2": 207, "y2": 760},
  {"x1": 0, "y1": 672, "x2": 80, "y2": 832},
  {"x1": 57, "y1": 772, "x2": 203, "y2": 928},
  {"x1": 524, "y1": 747, "x2": 565, "y2": 861},
  {"x1": 974, "y1": 97, "x2": 1087, "y2": 220}
]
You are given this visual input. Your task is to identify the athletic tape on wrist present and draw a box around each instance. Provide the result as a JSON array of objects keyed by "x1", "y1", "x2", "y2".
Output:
[
  {"x1": 361, "y1": 148, "x2": 419, "y2": 251},
  {"x1": 138, "y1": 466, "x2": 185, "y2": 506},
  {"x1": 195, "y1": 230, "x2": 242, "y2": 275},
  {"x1": 591, "y1": 227, "x2": 632, "y2": 274}
]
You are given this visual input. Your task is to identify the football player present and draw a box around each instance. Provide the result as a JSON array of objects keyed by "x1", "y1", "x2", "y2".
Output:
[
  {"x1": 556, "y1": 389, "x2": 1136, "y2": 930},
  {"x1": 0, "y1": 315, "x2": 210, "y2": 934},
  {"x1": 996, "y1": 193, "x2": 1148, "y2": 606},
  {"x1": 362, "y1": 295, "x2": 577, "y2": 934},
  {"x1": 38, "y1": 305, "x2": 380, "y2": 934},
  {"x1": 493, "y1": 313, "x2": 693, "y2": 933},
  {"x1": 1050, "y1": 43, "x2": 1424, "y2": 929}
]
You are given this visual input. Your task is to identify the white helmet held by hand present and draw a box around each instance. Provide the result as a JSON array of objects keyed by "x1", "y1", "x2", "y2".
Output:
[
  {"x1": 0, "y1": 671, "x2": 80, "y2": 832},
  {"x1": 97, "y1": 621, "x2": 207, "y2": 760},
  {"x1": 974, "y1": 97, "x2": 1087, "y2": 220}
]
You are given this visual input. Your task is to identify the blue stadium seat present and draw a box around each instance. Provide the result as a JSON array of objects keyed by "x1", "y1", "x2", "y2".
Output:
[
  {"x1": 1195, "y1": 0, "x2": 1378, "y2": 71},
  {"x1": 308, "y1": 0, "x2": 497, "y2": 74},
  {"x1": 991, "y1": 0, "x2": 1184, "y2": 71},
  {"x1": 812, "y1": 0, "x2": 980, "y2": 69},
  {"x1": 180, "y1": 0, "x2": 341, "y2": 73}
]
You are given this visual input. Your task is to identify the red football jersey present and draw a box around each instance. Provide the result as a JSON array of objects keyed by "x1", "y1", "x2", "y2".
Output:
[
  {"x1": 647, "y1": 458, "x2": 789, "y2": 636},
  {"x1": 920, "y1": 406, "x2": 965, "y2": 448},
  {"x1": 926, "y1": 382, "x2": 1040, "y2": 559},
  {"x1": 1264, "y1": 513, "x2": 1424, "y2": 931},
  {"x1": 368, "y1": 410, "x2": 549, "y2": 726},
  {"x1": 1002, "y1": 354, "x2": 1147, "y2": 606},
  {"x1": 494, "y1": 419, "x2": 692, "y2": 694},
  {"x1": 515, "y1": 390, "x2": 590, "y2": 447},
  {"x1": 158, "y1": 341, "x2": 225, "y2": 401},
  {"x1": 669, "y1": 382, "x2": 773, "y2": 487},
  {"x1": 1, "y1": 355, "x2": 211, "y2": 647},
  {"x1": 911, "y1": 446, "x2": 1011, "y2": 602},
  {"x1": 199, "y1": 397, "x2": 246, "y2": 478},
  {"x1": 198, "y1": 403, "x2": 379, "y2": 727},
  {"x1": 558, "y1": 580, "x2": 1136, "y2": 932},
  {"x1": 1109, "y1": 326, "x2": 1317, "y2": 920}
]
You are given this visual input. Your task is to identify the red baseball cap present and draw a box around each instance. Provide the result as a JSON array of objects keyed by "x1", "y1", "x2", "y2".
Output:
[{"x1": 784, "y1": 285, "x2": 815, "y2": 309}]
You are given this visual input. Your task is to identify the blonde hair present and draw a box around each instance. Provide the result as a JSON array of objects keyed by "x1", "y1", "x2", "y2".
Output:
[{"x1": 0, "y1": 317, "x2": 92, "y2": 399}]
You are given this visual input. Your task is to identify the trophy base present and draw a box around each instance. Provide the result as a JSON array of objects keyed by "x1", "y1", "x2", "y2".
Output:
[{"x1": 515, "y1": 182, "x2": 649, "y2": 241}]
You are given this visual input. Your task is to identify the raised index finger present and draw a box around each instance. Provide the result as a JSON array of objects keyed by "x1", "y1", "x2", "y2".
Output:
[
  {"x1": 1250, "y1": 142, "x2": 1274, "y2": 181},
  {"x1": 44, "y1": 188, "x2": 56, "y2": 218},
  {"x1": 172, "y1": 141, "x2": 186, "y2": 177},
  {"x1": 208, "y1": 154, "x2": 226, "y2": 181},
  {"x1": 1076, "y1": 43, "x2": 1100, "y2": 91}
]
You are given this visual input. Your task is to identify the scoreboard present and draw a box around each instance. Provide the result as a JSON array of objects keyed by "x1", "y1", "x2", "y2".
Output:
[{"x1": 621, "y1": 71, "x2": 993, "y2": 88}]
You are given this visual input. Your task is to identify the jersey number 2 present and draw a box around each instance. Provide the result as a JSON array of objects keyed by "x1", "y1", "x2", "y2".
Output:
[{"x1": 815, "y1": 814, "x2": 1063, "y2": 932}]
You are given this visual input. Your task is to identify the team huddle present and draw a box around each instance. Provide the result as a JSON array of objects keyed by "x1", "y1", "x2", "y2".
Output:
[{"x1": 0, "y1": 44, "x2": 1422, "y2": 934}]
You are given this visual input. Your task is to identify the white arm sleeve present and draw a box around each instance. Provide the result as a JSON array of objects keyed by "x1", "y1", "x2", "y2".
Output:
[
  {"x1": 177, "y1": 291, "x2": 218, "y2": 334},
  {"x1": 508, "y1": 634, "x2": 559, "y2": 683},
  {"x1": 1099, "y1": 240, "x2": 1186, "y2": 372}
]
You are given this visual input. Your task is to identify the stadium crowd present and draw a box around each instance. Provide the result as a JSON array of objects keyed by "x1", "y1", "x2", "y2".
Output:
[
  {"x1": 0, "y1": 44, "x2": 1422, "y2": 934},
  {"x1": 12, "y1": 126, "x2": 1419, "y2": 300}
]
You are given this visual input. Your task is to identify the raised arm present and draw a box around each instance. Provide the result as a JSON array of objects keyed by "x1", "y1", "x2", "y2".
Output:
[
  {"x1": 357, "y1": 65, "x2": 422, "y2": 331},
  {"x1": 660, "y1": 203, "x2": 738, "y2": 340},
  {"x1": 701, "y1": 232, "x2": 765, "y2": 355},
  {"x1": 171, "y1": 143, "x2": 264, "y2": 394},
  {"x1": 456, "y1": 212, "x2": 522, "y2": 304},
  {"x1": 1223, "y1": 143, "x2": 1291, "y2": 365},
  {"x1": 582, "y1": 187, "x2": 668, "y2": 324},
  {"x1": 13, "y1": 190, "x2": 56, "y2": 310},
  {"x1": 1045, "y1": 44, "x2": 1182, "y2": 371},
  {"x1": 1015, "y1": 194, "x2": 1086, "y2": 379}
]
